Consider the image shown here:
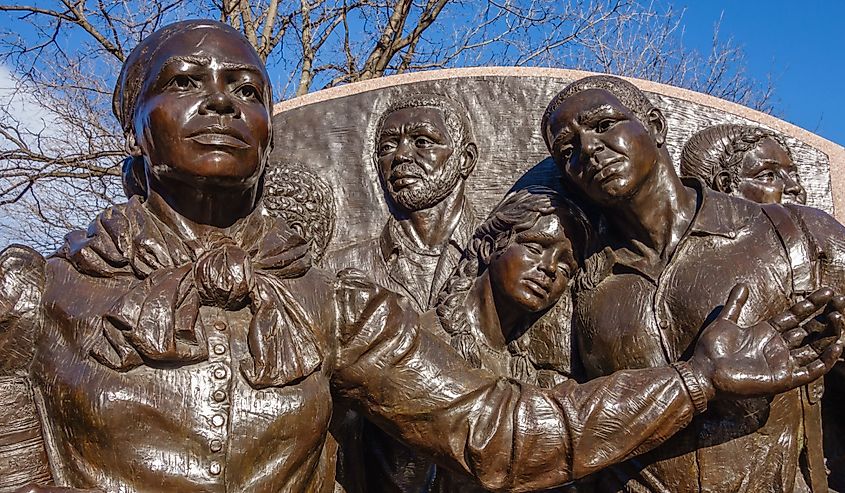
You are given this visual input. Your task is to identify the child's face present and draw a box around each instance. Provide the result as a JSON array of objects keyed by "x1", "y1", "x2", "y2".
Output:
[{"x1": 488, "y1": 213, "x2": 577, "y2": 314}]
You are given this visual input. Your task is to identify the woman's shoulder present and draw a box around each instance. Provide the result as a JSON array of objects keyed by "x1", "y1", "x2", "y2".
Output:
[
  {"x1": 0, "y1": 245, "x2": 46, "y2": 374},
  {"x1": 0, "y1": 244, "x2": 46, "y2": 309}
]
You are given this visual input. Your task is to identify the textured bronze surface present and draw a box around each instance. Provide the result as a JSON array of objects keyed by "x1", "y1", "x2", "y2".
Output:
[{"x1": 1, "y1": 20, "x2": 844, "y2": 493}]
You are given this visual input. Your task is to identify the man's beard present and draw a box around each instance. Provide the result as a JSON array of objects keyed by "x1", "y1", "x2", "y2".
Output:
[{"x1": 389, "y1": 155, "x2": 461, "y2": 212}]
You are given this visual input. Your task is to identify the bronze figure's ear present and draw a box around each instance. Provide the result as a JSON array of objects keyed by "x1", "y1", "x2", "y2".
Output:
[
  {"x1": 459, "y1": 141, "x2": 478, "y2": 178},
  {"x1": 647, "y1": 107, "x2": 667, "y2": 146}
]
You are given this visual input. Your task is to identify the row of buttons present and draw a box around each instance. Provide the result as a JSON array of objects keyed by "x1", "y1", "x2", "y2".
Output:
[{"x1": 209, "y1": 319, "x2": 229, "y2": 477}]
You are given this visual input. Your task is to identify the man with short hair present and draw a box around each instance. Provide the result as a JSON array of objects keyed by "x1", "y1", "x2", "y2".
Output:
[
  {"x1": 325, "y1": 94, "x2": 479, "y2": 493},
  {"x1": 680, "y1": 123, "x2": 807, "y2": 205},
  {"x1": 543, "y1": 75, "x2": 845, "y2": 493},
  {"x1": 326, "y1": 94, "x2": 478, "y2": 313}
]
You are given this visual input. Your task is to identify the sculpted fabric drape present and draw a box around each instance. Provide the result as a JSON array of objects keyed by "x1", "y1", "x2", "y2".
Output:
[{"x1": 56, "y1": 196, "x2": 323, "y2": 389}]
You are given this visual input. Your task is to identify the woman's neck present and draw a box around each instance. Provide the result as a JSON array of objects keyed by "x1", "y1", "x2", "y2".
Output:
[
  {"x1": 146, "y1": 174, "x2": 259, "y2": 230},
  {"x1": 464, "y1": 272, "x2": 528, "y2": 351}
]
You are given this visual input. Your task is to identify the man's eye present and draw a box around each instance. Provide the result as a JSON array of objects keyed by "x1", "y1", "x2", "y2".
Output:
[
  {"x1": 415, "y1": 137, "x2": 434, "y2": 148},
  {"x1": 168, "y1": 75, "x2": 196, "y2": 89},
  {"x1": 379, "y1": 142, "x2": 397, "y2": 154},
  {"x1": 755, "y1": 171, "x2": 776, "y2": 182},
  {"x1": 556, "y1": 145, "x2": 573, "y2": 161},
  {"x1": 596, "y1": 119, "x2": 616, "y2": 133}
]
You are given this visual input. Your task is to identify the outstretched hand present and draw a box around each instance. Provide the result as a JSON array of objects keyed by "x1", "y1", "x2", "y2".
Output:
[{"x1": 689, "y1": 284, "x2": 845, "y2": 400}]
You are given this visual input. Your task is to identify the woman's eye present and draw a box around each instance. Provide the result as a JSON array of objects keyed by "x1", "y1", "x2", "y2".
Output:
[
  {"x1": 168, "y1": 75, "x2": 195, "y2": 89},
  {"x1": 237, "y1": 84, "x2": 260, "y2": 101},
  {"x1": 558, "y1": 263, "x2": 572, "y2": 278},
  {"x1": 524, "y1": 243, "x2": 543, "y2": 255}
]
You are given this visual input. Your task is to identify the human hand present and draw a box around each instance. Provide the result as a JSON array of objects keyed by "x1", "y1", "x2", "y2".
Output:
[{"x1": 688, "y1": 284, "x2": 844, "y2": 400}]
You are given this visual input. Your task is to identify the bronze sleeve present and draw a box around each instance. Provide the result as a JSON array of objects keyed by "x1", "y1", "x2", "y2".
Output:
[{"x1": 332, "y1": 271, "x2": 696, "y2": 492}]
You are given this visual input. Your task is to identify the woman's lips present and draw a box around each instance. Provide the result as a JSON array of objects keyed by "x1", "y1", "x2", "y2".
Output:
[{"x1": 188, "y1": 132, "x2": 250, "y2": 149}]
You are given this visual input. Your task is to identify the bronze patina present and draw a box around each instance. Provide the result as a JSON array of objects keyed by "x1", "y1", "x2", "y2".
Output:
[{"x1": 0, "y1": 21, "x2": 843, "y2": 493}]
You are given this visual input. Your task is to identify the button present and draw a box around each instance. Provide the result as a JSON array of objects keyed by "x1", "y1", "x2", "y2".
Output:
[
  {"x1": 212, "y1": 414, "x2": 225, "y2": 427},
  {"x1": 212, "y1": 390, "x2": 227, "y2": 403},
  {"x1": 213, "y1": 367, "x2": 227, "y2": 379},
  {"x1": 210, "y1": 439, "x2": 223, "y2": 452},
  {"x1": 658, "y1": 320, "x2": 669, "y2": 329},
  {"x1": 213, "y1": 344, "x2": 226, "y2": 355},
  {"x1": 209, "y1": 461, "x2": 222, "y2": 475},
  {"x1": 213, "y1": 321, "x2": 227, "y2": 331}
]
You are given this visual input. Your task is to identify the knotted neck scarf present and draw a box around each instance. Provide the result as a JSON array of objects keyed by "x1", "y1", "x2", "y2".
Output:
[{"x1": 55, "y1": 196, "x2": 322, "y2": 389}]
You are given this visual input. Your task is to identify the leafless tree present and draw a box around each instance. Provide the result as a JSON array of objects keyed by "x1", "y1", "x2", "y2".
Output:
[{"x1": 0, "y1": 0, "x2": 773, "y2": 250}]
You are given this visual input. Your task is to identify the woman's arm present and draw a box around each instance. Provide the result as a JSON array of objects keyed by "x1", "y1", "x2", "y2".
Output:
[
  {"x1": 332, "y1": 272, "x2": 843, "y2": 492},
  {"x1": 0, "y1": 246, "x2": 54, "y2": 493}
]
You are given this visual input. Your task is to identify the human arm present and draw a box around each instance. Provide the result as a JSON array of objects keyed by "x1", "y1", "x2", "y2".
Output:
[
  {"x1": 331, "y1": 272, "x2": 844, "y2": 492},
  {"x1": 0, "y1": 246, "x2": 57, "y2": 493}
]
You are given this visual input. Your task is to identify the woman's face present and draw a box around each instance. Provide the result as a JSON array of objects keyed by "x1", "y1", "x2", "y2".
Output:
[
  {"x1": 132, "y1": 27, "x2": 272, "y2": 189},
  {"x1": 487, "y1": 213, "x2": 578, "y2": 314}
]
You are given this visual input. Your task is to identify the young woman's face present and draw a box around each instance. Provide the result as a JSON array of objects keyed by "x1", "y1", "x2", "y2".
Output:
[{"x1": 488, "y1": 213, "x2": 578, "y2": 314}]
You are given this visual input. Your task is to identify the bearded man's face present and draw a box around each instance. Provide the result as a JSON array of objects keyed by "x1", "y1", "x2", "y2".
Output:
[{"x1": 375, "y1": 106, "x2": 462, "y2": 212}]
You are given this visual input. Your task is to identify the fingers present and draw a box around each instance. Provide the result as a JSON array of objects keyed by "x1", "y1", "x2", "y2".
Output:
[
  {"x1": 791, "y1": 345, "x2": 819, "y2": 367},
  {"x1": 782, "y1": 300, "x2": 845, "y2": 349},
  {"x1": 770, "y1": 287, "x2": 834, "y2": 332},
  {"x1": 718, "y1": 283, "x2": 749, "y2": 323},
  {"x1": 782, "y1": 326, "x2": 809, "y2": 348},
  {"x1": 792, "y1": 336, "x2": 845, "y2": 387}
]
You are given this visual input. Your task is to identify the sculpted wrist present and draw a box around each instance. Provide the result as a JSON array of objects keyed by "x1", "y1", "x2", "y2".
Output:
[{"x1": 672, "y1": 361, "x2": 712, "y2": 414}]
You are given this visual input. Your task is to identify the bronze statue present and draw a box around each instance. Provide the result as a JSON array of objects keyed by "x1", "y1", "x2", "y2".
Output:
[
  {"x1": 436, "y1": 185, "x2": 586, "y2": 382},
  {"x1": 543, "y1": 74, "x2": 845, "y2": 493},
  {"x1": 325, "y1": 94, "x2": 478, "y2": 312},
  {"x1": 1, "y1": 21, "x2": 844, "y2": 493},
  {"x1": 680, "y1": 123, "x2": 807, "y2": 204},
  {"x1": 681, "y1": 123, "x2": 843, "y2": 491},
  {"x1": 431, "y1": 185, "x2": 590, "y2": 492},
  {"x1": 324, "y1": 94, "x2": 480, "y2": 493}
]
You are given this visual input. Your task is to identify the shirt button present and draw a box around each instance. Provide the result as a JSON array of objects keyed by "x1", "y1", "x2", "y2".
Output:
[
  {"x1": 209, "y1": 461, "x2": 222, "y2": 475},
  {"x1": 213, "y1": 344, "x2": 226, "y2": 355},
  {"x1": 212, "y1": 390, "x2": 227, "y2": 403},
  {"x1": 213, "y1": 321, "x2": 227, "y2": 331},
  {"x1": 213, "y1": 367, "x2": 227, "y2": 379},
  {"x1": 212, "y1": 414, "x2": 225, "y2": 427},
  {"x1": 210, "y1": 439, "x2": 223, "y2": 452},
  {"x1": 658, "y1": 320, "x2": 669, "y2": 329}
]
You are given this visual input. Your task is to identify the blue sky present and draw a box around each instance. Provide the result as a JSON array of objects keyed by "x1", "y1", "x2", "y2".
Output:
[
  {"x1": 678, "y1": 1, "x2": 845, "y2": 145},
  {"x1": 0, "y1": 1, "x2": 841, "y2": 145}
]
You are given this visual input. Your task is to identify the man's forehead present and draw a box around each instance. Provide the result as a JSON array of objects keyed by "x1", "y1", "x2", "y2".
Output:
[
  {"x1": 554, "y1": 88, "x2": 629, "y2": 119},
  {"x1": 382, "y1": 106, "x2": 446, "y2": 127}
]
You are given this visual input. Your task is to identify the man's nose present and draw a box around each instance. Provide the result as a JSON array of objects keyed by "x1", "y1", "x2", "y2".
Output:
[
  {"x1": 782, "y1": 172, "x2": 807, "y2": 204},
  {"x1": 199, "y1": 89, "x2": 240, "y2": 118},
  {"x1": 580, "y1": 131, "x2": 605, "y2": 158},
  {"x1": 392, "y1": 138, "x2": 414, "y2": 164}
]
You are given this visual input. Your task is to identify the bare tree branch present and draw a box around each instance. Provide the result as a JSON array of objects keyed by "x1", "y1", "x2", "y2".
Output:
[{"x1": 0, "y1": 0, "x2": 777, "y2": 249}]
